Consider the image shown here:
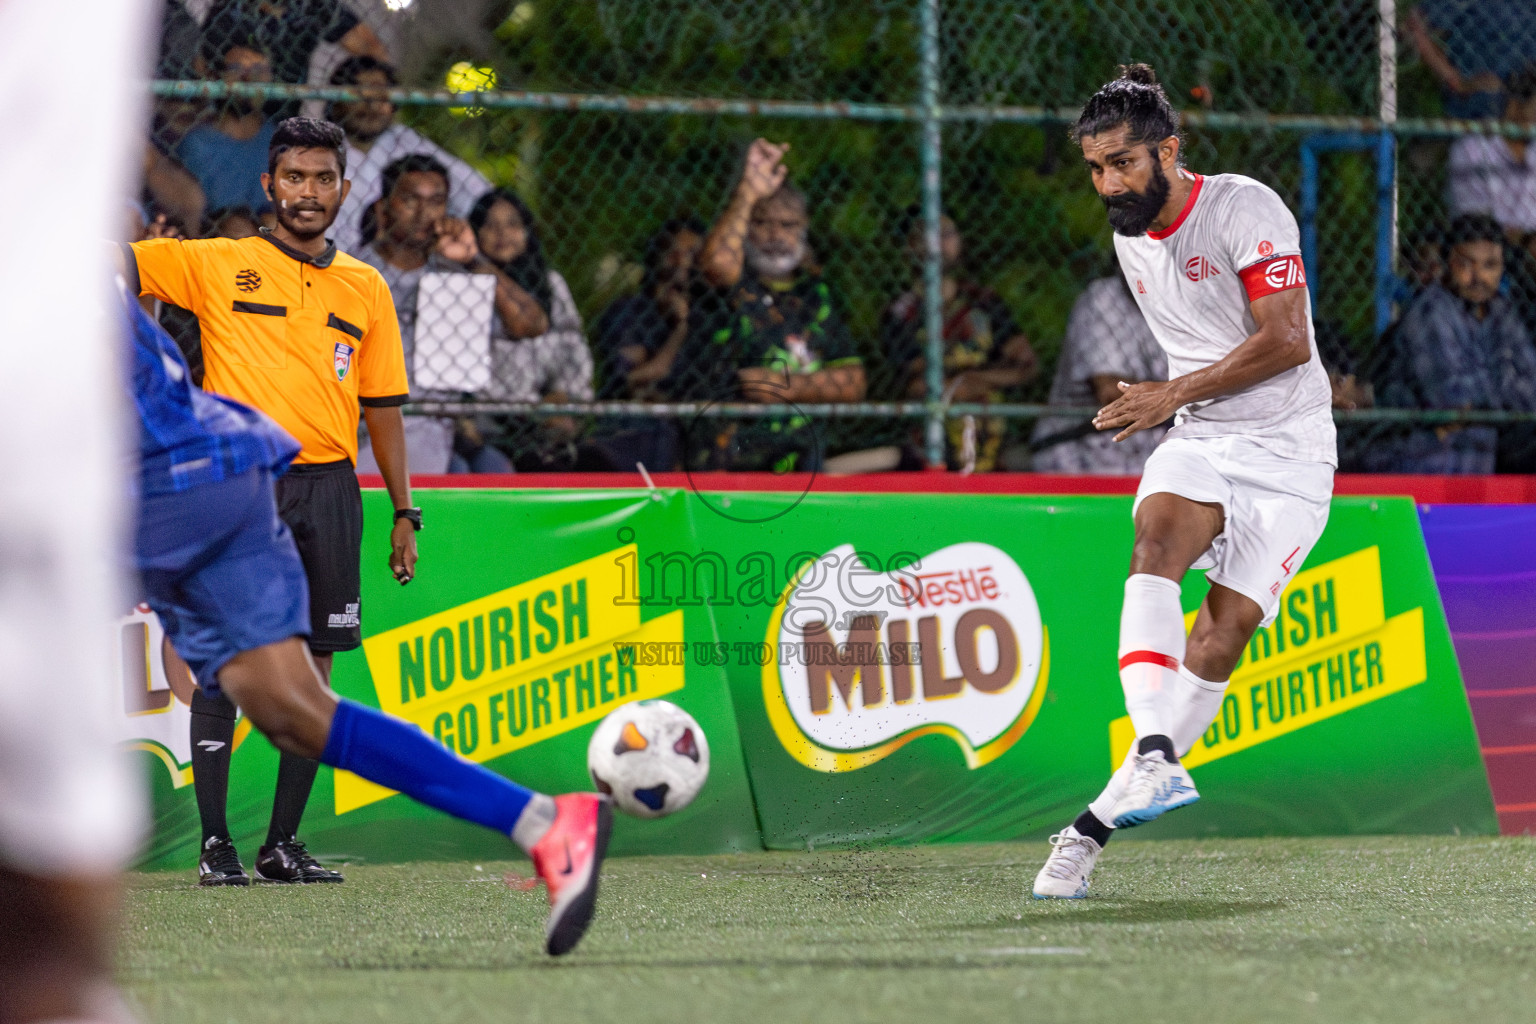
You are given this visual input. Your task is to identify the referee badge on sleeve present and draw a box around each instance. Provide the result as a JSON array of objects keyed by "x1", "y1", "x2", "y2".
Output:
[{"x1": 334, "y1": 342, "x2": 354, "y2": 382}]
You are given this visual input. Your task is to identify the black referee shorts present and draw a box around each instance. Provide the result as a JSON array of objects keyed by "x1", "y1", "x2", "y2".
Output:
[{"x1": 274, "y1": 459, "x2": 363, "y2": 654}]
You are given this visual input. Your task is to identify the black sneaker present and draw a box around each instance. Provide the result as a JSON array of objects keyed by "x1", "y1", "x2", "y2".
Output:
[
  {"x1": 198, "y1": 835, "x2": 250, "y2": 887},
  {"x1": 254, "y1": 837, "x2": 344, "y2": 884}
]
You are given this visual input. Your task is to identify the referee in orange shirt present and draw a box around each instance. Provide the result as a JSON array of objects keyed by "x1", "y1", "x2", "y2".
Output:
[{"x1": 123, "y1": 118, "x2": 419, "y2": 885}]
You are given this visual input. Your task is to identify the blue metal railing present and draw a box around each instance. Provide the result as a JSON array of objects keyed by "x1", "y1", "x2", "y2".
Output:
[{"x1": 1298, "y1": 132, "x2": 1397, "y2": 337}]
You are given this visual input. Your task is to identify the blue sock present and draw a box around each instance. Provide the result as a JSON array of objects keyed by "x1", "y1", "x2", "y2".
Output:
[{"x1": 321, "y1": 699, "x2": 537, "y2": 836}]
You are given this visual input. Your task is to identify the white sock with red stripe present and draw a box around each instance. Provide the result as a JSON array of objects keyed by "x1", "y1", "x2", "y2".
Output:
[
  {"x1": 1118, "y1": 573, "x2": 1186, "y2": 741},
  {"x1": 1087, "y1": 662, "x2": 1227, "y2": 830}
]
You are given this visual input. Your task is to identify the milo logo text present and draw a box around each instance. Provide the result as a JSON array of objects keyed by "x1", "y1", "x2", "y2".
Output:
[{"x1": 765, "y1": 542, "x2": 1049, "y2": 773}]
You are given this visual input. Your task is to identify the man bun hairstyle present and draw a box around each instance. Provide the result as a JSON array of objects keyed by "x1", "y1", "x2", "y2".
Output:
[
  {"x1": 268, "y1": 117, "x2": 347, "y2": 179},
  {"x1": 1117, "y1": 63, "x2": 1160, "y2": 87},
  {"x1": 1071, "y1": 63, "x2": 1184, "y2": 154}
]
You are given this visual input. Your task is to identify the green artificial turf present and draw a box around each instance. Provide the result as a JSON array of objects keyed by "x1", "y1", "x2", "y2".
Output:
[{"x1": 121, "y1": 837, "x2": 1536, "y2": 1024}]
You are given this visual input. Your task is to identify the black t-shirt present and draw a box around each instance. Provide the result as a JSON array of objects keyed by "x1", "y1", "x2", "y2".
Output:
[
  {"x1": 593, "y1": 294, "x2": 672, "y2": 399},
  {"x1": 667, "y1": 269, "x2": 859, "y2": 401},
  {"x1": 665, "y1": 269, "x2": 861, "y2": 472}
]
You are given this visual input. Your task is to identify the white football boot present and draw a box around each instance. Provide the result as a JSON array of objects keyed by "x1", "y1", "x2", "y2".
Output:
[
  {"x1": 1031, "y1": 826, "x2": 1102, "y2": 899},
  {"x1": 1108, "y1": 749, "x2": 1199, "y2": 828}
]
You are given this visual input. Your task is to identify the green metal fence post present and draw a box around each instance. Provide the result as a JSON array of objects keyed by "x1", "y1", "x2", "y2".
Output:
[{"x1": 919, "y1": 0, "x2": 946, "y2": 470}]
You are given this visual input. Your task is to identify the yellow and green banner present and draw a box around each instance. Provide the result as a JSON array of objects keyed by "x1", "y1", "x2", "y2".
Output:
[{"x1": 124, "y1": 489, "x2": 1494, "y2": 869}]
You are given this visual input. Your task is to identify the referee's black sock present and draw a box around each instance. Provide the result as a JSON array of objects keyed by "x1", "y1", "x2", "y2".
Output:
[
  {"x1": 190, "y1": 689, "x2": 238, "y2": 842},
  {"x1": 266, "y1": 752, "x2": 320, "y2": 848}
]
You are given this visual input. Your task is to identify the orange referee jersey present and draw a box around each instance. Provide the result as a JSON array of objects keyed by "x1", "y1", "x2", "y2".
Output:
[{"x1": 126, "y1": 231, "x2": 409, "y2": 465}]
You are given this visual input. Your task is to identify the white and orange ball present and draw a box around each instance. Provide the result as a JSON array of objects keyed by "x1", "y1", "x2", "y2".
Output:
[{"x1": 587, "y1": 700, "x2": 709, "y2": 818}]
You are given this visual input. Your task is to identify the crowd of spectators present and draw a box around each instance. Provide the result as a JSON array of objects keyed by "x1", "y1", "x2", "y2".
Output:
[
  {"x1": 1381, "y1": 3, "x2": 1536, "y2": 474},
  {"x1": 131, "y1": 1, "x2": 1536, "y2": 477}
]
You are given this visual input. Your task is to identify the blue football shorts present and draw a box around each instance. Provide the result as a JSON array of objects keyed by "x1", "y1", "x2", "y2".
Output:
[{"x1": 135, "y1": 468, "x2": 310, "y2": 694}]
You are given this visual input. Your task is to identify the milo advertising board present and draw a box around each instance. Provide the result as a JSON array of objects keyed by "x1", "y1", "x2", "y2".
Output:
[
  {"x1": 128, "y1": 490, "x2": 763, "y2": 868},
  {"x1": 121, "y1": 487, "x2": 1493, "y2": 868},
  {"x1": 693, "y1": 493, "x2": 1493, "y2": 847}
]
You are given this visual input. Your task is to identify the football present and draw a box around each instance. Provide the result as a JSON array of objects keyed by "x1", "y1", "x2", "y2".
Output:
[{"x1": 587, "y1": 700, "x2": 710, "y2": 818}]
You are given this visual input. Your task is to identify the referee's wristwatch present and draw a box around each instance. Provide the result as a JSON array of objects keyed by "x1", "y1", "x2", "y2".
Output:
[{"x1": 393, "y1": 506, "x2": 423, "y2": 532}]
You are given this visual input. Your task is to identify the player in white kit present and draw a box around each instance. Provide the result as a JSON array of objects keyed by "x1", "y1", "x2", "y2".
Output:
[
  {"x1": 0, "y1": 1, "x2": 157, "y2": 1019},
  {"x1": 1032, "y1": 65, "x2": 1337, "y2": 898}
]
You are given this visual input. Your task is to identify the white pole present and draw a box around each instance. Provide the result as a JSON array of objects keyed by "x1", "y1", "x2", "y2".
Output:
[{"x1": 1380, "y1": 0, "x2": 1399, "y2": 273}]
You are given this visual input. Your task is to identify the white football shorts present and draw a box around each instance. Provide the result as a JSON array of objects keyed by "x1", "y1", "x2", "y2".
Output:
[{"x1": 1133, "y1": 435, "x2": 1335, "y2": 627}]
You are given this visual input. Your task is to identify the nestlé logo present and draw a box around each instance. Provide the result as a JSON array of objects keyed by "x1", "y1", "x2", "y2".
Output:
[{"x1": 764, "y1": 541, "x2": 1049, "y2": 773}]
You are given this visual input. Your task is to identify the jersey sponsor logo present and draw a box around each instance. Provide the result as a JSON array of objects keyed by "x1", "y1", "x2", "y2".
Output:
[
  {"x1": 1183, "y1": 256, "x2": 1222, "y2": 282},
  {"x1": 1264, "y1": 255, "x2": 1305, "y2": 290},
  {"x1": 1281, "y1": 546, "x2": 1301, "y2": 576},
  {"x1": 334, "y1": 342, "x2": 354, "y2": 382},
  {"x1": 1136, "y1": 279, "x2": 1146, "y2": 294},
  {"x1": 1258, "y1": 240, "x2": 1274, "y2": 257},
  {"x1": 765, "y1": 541, "x2": 1049, "y2": 773},
  {"x1": 328, "y1": 602, "x2": 361, "y2": 629},
  {"x1": 235, "y1": 268, "x2": 262, "y2": 292},
  {"x1": 1239, "y1": 254, "x2": 1307, "y2": 299}
]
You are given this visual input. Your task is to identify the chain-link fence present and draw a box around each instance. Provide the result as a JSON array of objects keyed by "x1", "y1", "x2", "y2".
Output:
[{"x1": 137, "y1": 0, "x2": 1536, "y2": 475}]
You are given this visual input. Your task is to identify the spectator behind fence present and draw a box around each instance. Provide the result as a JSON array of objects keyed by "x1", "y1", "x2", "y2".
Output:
[
  {"x1": 1403, "y1": 228, "x2": 1447, "y2": 293},
  {"x1": 596, "y1": 218, "x2": 706, "y2": 400},
  {"x1": 674, "y1": 139, "x2": 865, "y2": 473},
  {"x1": 1407, "y1": 1, "x2": 1536, "y2": 119},
  {"x1": 882, "y1": 207, "x2": 1037, "y2": 471},
  {"x1": 1030, "y1": 270, "x2": 1167, "y2": 475},
  {"x1": 175, "y1": 38, "x2": 280, "y2": 214},
  {"x1": 355, "y1": 156, "x2": 539, "y2": 474},
  {"x1": 152, "y1": 0, "x2": 208, "y2": 143},
  {"x1": 466, "y1": 189, "x2": 596, "y2": 473},
  {"x1": 328, "y1": 56, "x2": 492, "y2": 256},
  {"x1": 1374, "y1": 214, "x2": 1536, "y2": 473},
  {"x1": 203, "y1": 0, "x2": 388, "y2": 91},
  {"x1": 156, "y1": 0, "x2": 201, "y2": 81},
  {"x1": 1448, "y1": 66, "x2": 1536, "y2": 238},
  {"x1": 585, "y1": 218, "x2": 706, "y2": 471}
]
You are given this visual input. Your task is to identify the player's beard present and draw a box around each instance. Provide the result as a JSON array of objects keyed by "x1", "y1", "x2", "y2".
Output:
[
  {"x1": 746, "y1": 236, "x2": 805, "y2": 279},
  {"x1": 1103, "y1": 161, "x2": 1171, "y2": 237}
]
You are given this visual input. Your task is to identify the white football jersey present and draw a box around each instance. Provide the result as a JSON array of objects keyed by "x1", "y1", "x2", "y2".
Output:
[{"x1": 1113, "y1": 172, "x2": 1336, "y2": 467}]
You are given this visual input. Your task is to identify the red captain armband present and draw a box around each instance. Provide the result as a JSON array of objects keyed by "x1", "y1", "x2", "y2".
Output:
[{"x1": 1239, "y1": 254, "x2": 1307, "y2": 300}]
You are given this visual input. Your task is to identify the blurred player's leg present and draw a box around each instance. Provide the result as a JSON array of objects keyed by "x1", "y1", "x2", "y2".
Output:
[
  {"x1": 132, "y1": 434, "x2": 611, "y2": 955},
  {"x1": 0, "y1": 0, "x2": 157, "y2": 1017},
  {"x1": 217, "y1": 641, "x2": 612, "y2": 955}
]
